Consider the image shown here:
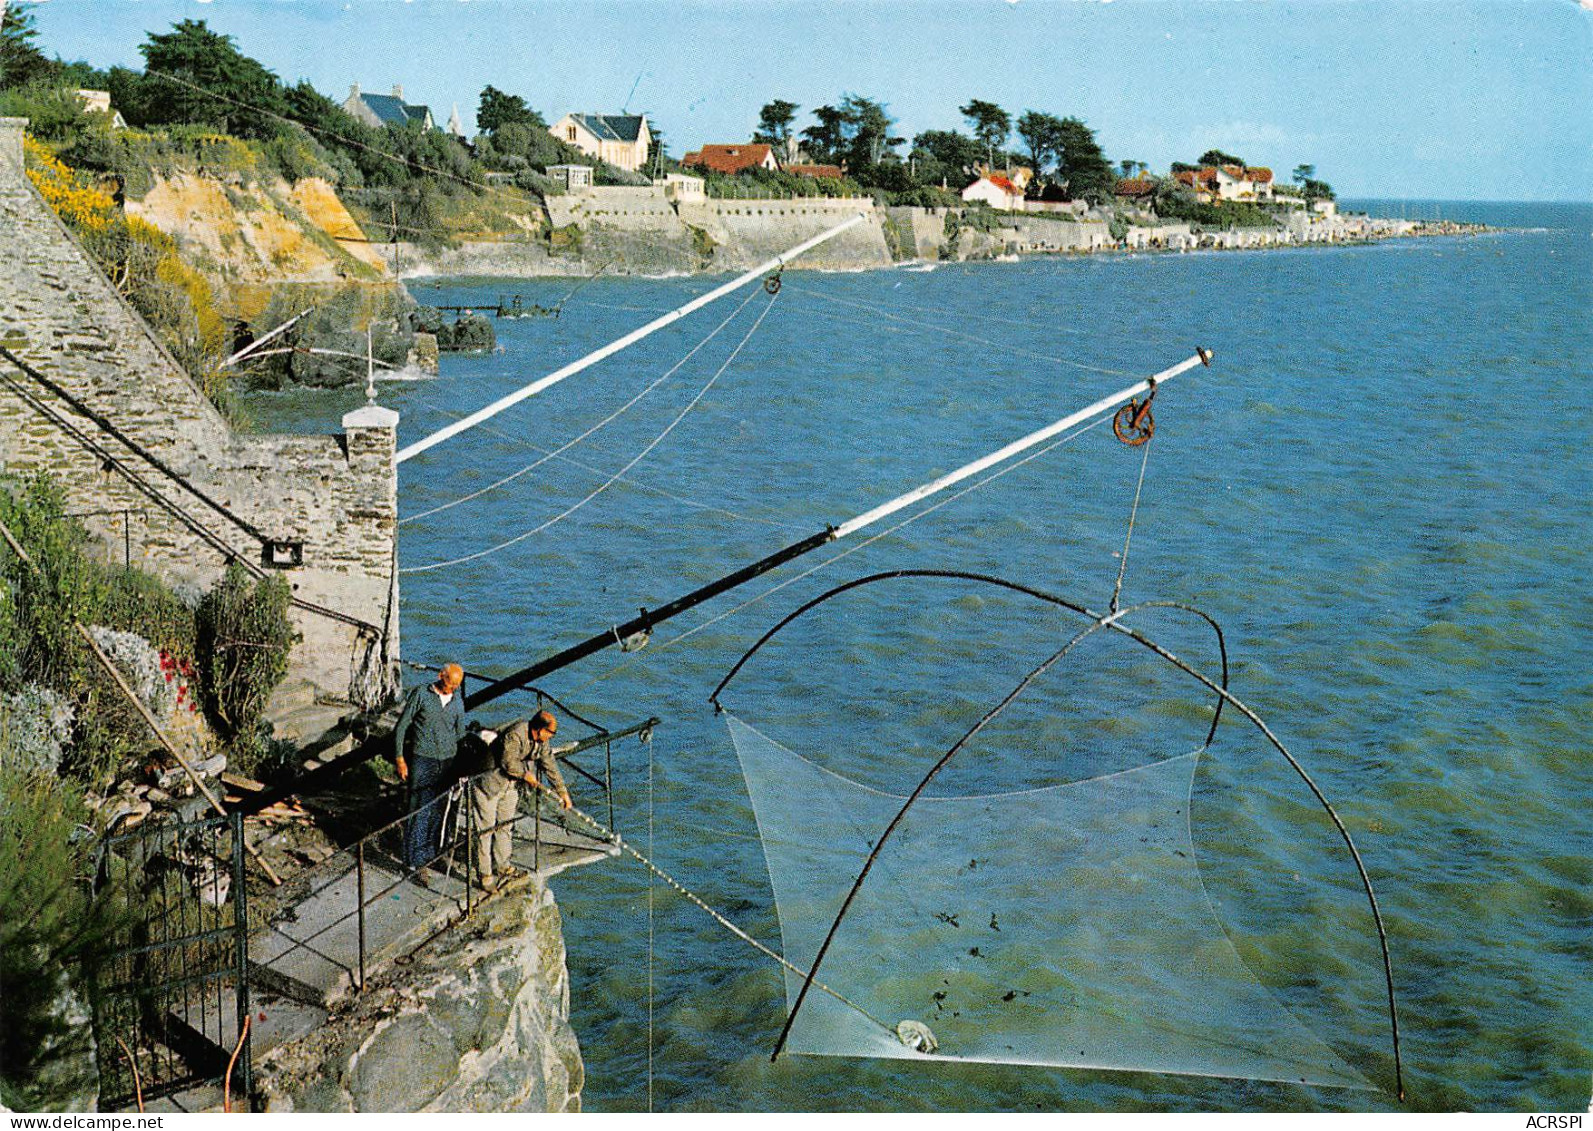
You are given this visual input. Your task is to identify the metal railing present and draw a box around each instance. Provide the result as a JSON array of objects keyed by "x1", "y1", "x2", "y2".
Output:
[
  {"x1": 256, "y1": 715, "x2": 657, "y2": 996},
  {"x1": 89, "y1": 811, "x2": 252, "y2": 1111},
  {"x1": 65, "y1": 507, "x2": 150, "y2": 572}
]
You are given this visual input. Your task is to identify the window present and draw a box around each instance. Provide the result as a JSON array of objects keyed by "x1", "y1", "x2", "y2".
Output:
[{"x1": 567, "y1": 125, "x2": 577, "y2": 142}]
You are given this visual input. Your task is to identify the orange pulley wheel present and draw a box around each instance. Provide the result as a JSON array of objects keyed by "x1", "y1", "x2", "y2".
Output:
[{"x1": 1113, "y1": 395, "x2": 1156, "y2": 446}]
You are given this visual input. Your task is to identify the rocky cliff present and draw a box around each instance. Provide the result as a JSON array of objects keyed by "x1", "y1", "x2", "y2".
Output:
[
  {"x1": 128, "y1": 173, "x2": 390, "y2": 310},
  {"x1": 255, "y1": 876, "x2": 582, "y2": 1113}
]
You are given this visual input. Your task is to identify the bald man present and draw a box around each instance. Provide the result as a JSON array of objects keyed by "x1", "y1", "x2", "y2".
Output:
[{"x1": 393, "y1": 663, "x2": 467, "y2": 878}]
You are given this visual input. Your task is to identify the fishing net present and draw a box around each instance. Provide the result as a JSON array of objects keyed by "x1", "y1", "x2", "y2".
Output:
[{"x1": 724, "y1": 712, "x2": 1371, "y2": 1088}]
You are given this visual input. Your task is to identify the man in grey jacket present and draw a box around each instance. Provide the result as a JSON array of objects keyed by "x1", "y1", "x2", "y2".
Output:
[
  {"x1": 471, "y1": 708, "x2": 571, "y2": 890},
  {"x1": 393, "y1": 663, "x2": 466, "y2": 878}
]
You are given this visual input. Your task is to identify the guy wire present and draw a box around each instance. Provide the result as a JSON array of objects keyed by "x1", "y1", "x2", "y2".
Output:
[{"x1": 525, "y1": 782, "x2": 894, "y2": 1037}]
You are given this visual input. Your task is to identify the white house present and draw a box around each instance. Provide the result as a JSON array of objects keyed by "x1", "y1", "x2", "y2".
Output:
[
  {"x1": 1213, "y1": 165, "x2": 1274, "y2": 201},
  {"x1": 661, "y1": 172, "x2": 705, "y2": 202},
  {"x1": 74, "y1": 90, "x2": 127, "y2": 130},
  {"x1": 551, "y1": 113, "x2": 652, "y2": 173},
  {"x1": 961, "y1": 173, "x2": 1025, "y2": 212},
  {"x1": 342, "y1": 84, "x2": 435, "y2": 131}
]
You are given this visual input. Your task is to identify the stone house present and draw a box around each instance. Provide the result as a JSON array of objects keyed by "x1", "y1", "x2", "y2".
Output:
[
  {"x1": 681, "y1": 143, "x2": 778, "y2": 177},
  {"x1": 342, "y1": 84, "x2": 436, "y2": 131},
  {"x1": 0, "y1": 117, "x2": 400, "y2": 706},
  {"x1": 550, "y1": 113, "x2": 651, "y2": 173},
  {"x1": 961, "y1": 173, "x2": 1025, "y2": 212}
]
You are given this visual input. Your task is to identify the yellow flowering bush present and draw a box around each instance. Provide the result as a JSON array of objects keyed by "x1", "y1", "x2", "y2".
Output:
[{"x1": 23, "y1": 136, "x2": 115, "y2": 232}]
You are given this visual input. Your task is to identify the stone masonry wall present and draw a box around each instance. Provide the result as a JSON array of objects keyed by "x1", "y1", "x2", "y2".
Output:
[{"x1": 0, "y1": 118, "x2": 399, "y2": 702}]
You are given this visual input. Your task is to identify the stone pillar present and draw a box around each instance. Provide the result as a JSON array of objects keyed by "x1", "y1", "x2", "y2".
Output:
[
  {"x1": 1, "y1": 117, "x2": 28, "y2": 181},
  {"x1": 342, "y1": 403, "x2": 402, "y2": 706}
]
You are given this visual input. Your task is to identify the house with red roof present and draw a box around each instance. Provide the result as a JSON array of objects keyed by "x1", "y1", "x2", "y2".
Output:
[
  {"x1": 1174, "y1": 165, "x2": 1274, "y2": 203},
  {"x1": 961, "y1": 173, "x2": 1025, "y2": 212},
  {"x1": 1215, "y1": 165, "x2": 1274, "y2": 201},
  {"x1": 1174, "y1": 167, "x2": 1219, "y2": 202},
  {"x1": 681, "y1": 143, "x2": 778, "y2": 177},
  {"x1": 787, "y1": 163, "x2": 844, "y2": 180},
  {"x1": 1115, "y1": 177, "x2": 1158, "y2": 203}
]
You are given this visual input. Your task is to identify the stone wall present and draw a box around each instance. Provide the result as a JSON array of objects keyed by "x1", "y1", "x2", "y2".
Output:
[
  {"x1": 886, "y1": 206, "x2": 951, "y2": 260},
  {"x1": 387, "y1": 193, "x2": 890, "y2": 277},
  {"x1": 678, "y1": 197, "x2": 889, "y2": 270},
  {"x1": 255, "y1": 878, "x2": 582, "y2": 1112},
  {"x1": 0, "y1": 118, "x2": 399, "y2": 703}
]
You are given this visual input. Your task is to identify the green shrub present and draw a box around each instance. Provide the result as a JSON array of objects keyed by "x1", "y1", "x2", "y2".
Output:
[
  {"x1": 0, "y1": 757, "x2": 115, "y2": 1110},
  {"x1": 196, "y1": 563, "x2": 295, "y2": 743},
  {"x1": 0, "y1": 477, "x2": 202, "y2": 783},
  {"x1": 548, "y1": 221, "x2": 584, "y2": 256},
  {"x1": 0, "y1": 84, "x2": 91, "y2": 142},
  {"x1": 687, "y1": 223, "x2": 715, "y2": 263}
]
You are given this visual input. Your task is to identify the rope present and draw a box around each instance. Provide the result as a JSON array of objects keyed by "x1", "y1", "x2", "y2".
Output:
[
  {"x1": 400, "y1": 290, "x2": 780, "y2": 574},
  {"x1": 1111, "y1": 433, "x2": 1153, "y2": 614},
  {"x1": 568, "y1": 414, "x2": 1112, "y2": 694},
  {"x1": 647, "y1": 728, "x2": 656, "y2": 1112},
  {"x1": 406, "y1": 399, "x2": 801, "y2": 533},
  {"x1": 525, "y1": 779, "x2": 895, "y2": 1037},
  {"x1": 399, "y1": 287, "x2": 761, "y2": 526},
  {"x1": 781, "y1": 283, "x2": 1135, "y2": 378}
]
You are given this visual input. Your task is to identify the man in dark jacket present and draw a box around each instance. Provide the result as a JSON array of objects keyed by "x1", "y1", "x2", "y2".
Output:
[{"x1": 393, "y1": 663, "x2": 466, "y2": 878}]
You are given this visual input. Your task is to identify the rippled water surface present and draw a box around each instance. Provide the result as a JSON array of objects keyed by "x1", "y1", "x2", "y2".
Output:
[{"x1": 248, "y1": 201, "x2": 1592, "y2": 1112}]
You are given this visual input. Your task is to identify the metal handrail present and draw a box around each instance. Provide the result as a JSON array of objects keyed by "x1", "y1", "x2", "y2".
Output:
[{"x1": 256, "y1": 717, "x2": 658, "y2": 991}]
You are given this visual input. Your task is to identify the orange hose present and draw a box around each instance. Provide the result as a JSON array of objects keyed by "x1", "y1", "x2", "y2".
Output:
[{"x1": 223, "y1": 1014, "x2": 251, "y2": 1113}]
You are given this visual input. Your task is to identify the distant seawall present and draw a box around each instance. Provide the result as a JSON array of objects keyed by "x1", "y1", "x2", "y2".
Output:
[{"x1": 371, "y1": 185, "x2": 1473, "y2": 280}]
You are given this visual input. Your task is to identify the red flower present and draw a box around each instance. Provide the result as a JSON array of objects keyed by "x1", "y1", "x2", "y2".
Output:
[{"x1": 164, "y1": 672, "x2": 173, "y2": 682}]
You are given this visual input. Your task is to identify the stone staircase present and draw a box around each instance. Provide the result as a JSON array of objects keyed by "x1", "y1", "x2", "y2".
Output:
[{"x1": 265, "y1": 678, "x2": 360, "y2": 763}]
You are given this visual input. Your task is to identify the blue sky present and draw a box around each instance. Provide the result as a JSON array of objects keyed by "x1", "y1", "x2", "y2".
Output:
[{"x1": 29, "y1": 0, "x2": 1593, "y2": 201}]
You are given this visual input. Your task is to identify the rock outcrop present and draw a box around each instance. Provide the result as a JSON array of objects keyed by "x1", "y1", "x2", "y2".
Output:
[{"x1": 255, "y1": 876, "x2": 582, "y2": 1113}]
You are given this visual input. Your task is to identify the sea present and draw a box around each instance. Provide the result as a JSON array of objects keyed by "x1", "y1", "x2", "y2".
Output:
[{"x1": 245, "y1": 200, "x2": 1592, "y2": 1113}]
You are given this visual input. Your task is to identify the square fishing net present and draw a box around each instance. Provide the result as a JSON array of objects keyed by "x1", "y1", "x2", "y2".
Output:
[{"x1": 724, "y1": 712, "x2": 1370, "y2": 1089}]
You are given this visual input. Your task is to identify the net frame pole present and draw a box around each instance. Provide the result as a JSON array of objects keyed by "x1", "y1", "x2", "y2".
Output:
[
  {"x1": 395, "y1": 212, "x2": 870, "y2": 464},
  {"x1": 833, "y1": 350, "x2": 1209, "y2": 539},
  {"x1": 712, "y1": 568, "x2": 1401, "y2": 1099}
]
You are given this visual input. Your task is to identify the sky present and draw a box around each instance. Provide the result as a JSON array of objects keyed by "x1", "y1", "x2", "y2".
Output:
[{"x1": 26, "y1": 0, "x2": 1593, "y2": 201}]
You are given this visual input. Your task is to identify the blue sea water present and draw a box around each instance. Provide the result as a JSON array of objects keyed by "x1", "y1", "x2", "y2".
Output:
[{"x1": 247, "y1": 200, "x2": 1592, "y2": 1112}]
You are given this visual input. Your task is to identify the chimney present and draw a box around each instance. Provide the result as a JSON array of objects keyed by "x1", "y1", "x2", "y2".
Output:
[
  {"x1": 392, "y1": 84, "x2": 404, "y2": 100},
  {"x1": 349, "y1": 83, "x2": 360, "y2": 99}
]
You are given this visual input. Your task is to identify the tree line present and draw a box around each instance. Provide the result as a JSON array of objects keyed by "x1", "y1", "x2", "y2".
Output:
[{"x1": 747, "y1": 95, "x2": 1117, "y2": 204}]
